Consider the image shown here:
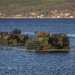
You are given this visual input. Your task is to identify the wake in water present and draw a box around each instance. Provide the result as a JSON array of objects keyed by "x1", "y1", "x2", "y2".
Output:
[
  {"x1": 22, "y1": 32, "x2": 35, "y2": 37},
  {"x1": 0, "y1": 46, "x2": 26, "y2": 51},
  {"x1": 22, "y1": 32, "x2": 34, "y2": 35},
  {"x1": 22, "y1": 32, "x2": 75, "y2": 38},
  {"x1": 67, "y1": 34, "x2": 75, "y2": 38}
]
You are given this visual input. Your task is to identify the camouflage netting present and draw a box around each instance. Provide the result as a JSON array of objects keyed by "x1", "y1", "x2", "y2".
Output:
[
  {"x1": 26, "y1": 30, "x2": 70, "y2": 51},
  {"x1": 10, "y1": 28, "x2": 21, "y2": 34},
  {"x1": 0, "y1": 29, "x2": 30, "y2": 46},
  {"x1": 0, "y1": 29, "x2": 70, "y2": 51},
  {"x1": 35, "y1": 30, "x2": 50, "y2": 37}
]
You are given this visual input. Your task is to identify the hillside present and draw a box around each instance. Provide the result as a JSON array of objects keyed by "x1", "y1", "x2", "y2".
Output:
[{"x1": 0, "y1": 0, "x2": 75, "y2": 18}]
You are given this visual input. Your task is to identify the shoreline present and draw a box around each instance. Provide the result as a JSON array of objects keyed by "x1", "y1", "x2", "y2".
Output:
[{"x1": 0, "y1": 17, "x2": 75, "y2": 19}]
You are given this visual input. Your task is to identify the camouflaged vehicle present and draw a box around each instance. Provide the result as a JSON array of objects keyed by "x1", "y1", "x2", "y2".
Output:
[
  {"x1": 0, "y1": 29, "x2": 30, "y2": 46},
  {"x1": 0, "y1": 29, "x2": 70, "y2": 51},
  {"x1": 26, "y1": 30, "x2": 70, "y2": 51}
]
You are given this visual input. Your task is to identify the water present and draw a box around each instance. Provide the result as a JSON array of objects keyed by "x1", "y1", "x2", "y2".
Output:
[{"x1": 0, "y1": 18, "x2": 75, "y2": 75}]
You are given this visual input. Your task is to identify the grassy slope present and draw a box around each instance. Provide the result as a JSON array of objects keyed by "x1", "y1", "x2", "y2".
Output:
[{"x1": 0, "y1": 0, "x2": 75, "y2": 16}]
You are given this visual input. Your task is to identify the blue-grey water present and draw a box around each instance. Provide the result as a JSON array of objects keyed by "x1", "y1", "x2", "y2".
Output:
[{"x1": 0, "y1": 18, "x2": 75, "y2": 75}]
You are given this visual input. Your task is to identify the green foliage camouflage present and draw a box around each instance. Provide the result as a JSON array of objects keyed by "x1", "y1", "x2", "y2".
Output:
[
  {"x1": 0, "y1": 29, "x2": 30, "y2": 46},
  {"x1": 26, "y1": 30, "x2": 70, "y2": 51},
  {"x1": 0, "y1": 29, "x2": 70, "y2": 51}
]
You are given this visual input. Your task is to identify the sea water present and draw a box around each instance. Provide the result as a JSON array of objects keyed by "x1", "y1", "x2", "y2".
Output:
[{"x1": 0, "y1": 18, "x2": 75, "y2": 75}]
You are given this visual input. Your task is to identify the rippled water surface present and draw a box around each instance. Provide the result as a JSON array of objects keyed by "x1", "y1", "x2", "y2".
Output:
[{"x1": 0, "y1": 18, "x2": 75, "y2": 75}]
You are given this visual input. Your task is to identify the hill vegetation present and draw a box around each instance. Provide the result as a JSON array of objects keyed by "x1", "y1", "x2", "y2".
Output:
[{"x1": 0, "y1": 0, "x2": 75, "y2": 18}]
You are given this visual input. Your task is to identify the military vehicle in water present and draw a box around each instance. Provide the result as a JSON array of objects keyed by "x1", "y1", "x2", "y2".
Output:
[
  {"x1": 0, "y1": 29, "x2": 70, "y2": 51},
  {"x1": 26, "y1": 30, "x2": 70, "y2": 51},
  {"x1": 0, "y1": 29, "x2": 30, "y2": 46}
]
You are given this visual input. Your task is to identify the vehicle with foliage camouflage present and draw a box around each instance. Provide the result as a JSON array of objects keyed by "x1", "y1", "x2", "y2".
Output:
[
  {"x1": 0, "y1": 29, "x2": 30, "y2": 46},
  {"x1": 0, "y1": 29, "x2": 70, "y2": 51},
  {"x1": 26, "y1": 30, "x2": 70, "y2": 51}
]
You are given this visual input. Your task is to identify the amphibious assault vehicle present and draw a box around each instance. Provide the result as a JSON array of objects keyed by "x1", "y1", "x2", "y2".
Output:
[
  {"x1": 0, "y1": 29, "x2": 30, "y2": 46},
  {"x1": 0, "y1": 29, "x2": 70, "y2": 51},
  {"x1": 26, "y1": 30, "x2": 70, "y2": 51}
]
